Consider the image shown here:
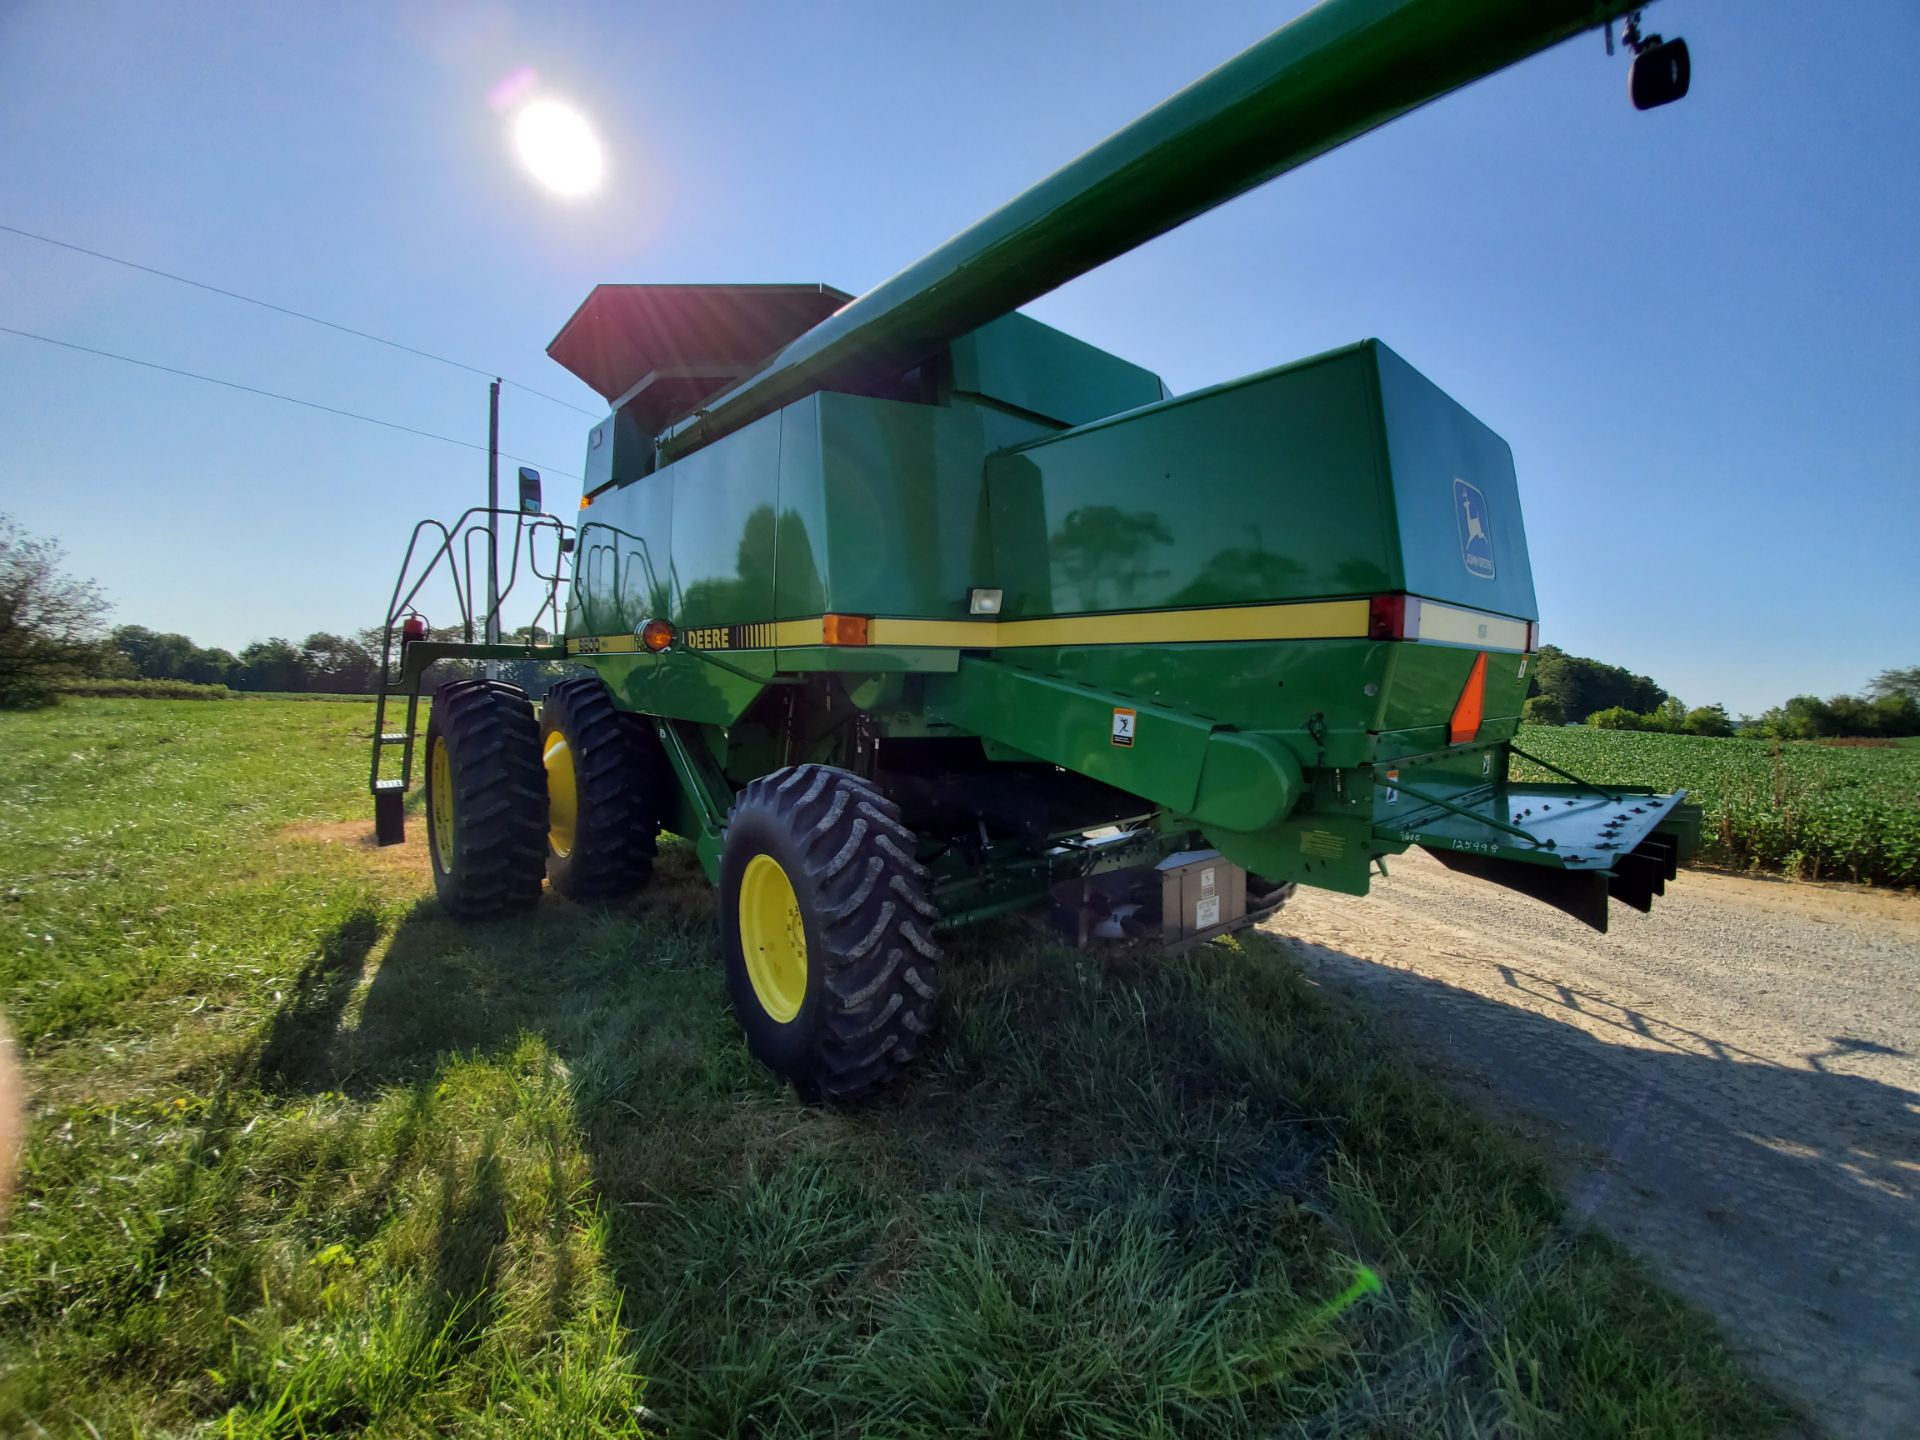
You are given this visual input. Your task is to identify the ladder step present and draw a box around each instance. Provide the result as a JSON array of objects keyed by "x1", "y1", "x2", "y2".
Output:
[
  {"x1": 373, "y1": 779, "x2": 406, "y2": 793},
  {"x1": 378, "y1": 732, "x2": 409, "y2": 744}
]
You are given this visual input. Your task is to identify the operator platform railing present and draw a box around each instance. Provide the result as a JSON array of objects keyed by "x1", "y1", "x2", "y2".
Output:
[{"x1": 369, "y1": 507, "x2": 574, "y2": 843}]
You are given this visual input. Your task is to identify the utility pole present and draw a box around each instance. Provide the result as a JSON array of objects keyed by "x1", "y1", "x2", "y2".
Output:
[{"x1": 485, "y1": 378, "x2": 501, "y2": 679}]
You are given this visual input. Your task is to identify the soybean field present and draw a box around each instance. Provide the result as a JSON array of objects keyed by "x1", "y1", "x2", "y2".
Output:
[{"x1": 1515, "y1": 726, "x2": 1920, "y2": 888}]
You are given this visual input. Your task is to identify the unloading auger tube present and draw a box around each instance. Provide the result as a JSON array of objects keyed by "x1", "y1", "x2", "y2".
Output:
[
  {"x1": 372, "y1": 0, "x2": 1703, "y2": 1101},
  {"x1": 658, "y1": 0, "x2": 1687, "y2": 465}
]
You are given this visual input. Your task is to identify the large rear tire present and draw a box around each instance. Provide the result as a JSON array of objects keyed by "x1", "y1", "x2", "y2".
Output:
[
  {"x1": 423, "y1": 679, "x2": 547, "y2": 920},
  {"x1": 720, "y1": 765, "x2": 940, "y2": 1101},
  {"x1": 539, "y1": 675, "x2": 667, "y2": 902}
]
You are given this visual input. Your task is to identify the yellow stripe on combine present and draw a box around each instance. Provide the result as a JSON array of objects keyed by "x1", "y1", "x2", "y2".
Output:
[
  {"x1": 869, "y1": 598, "x2": 1369, "y2": 648},
  {"x1": 566, "y1": 598, "x2": 1372, "y2": 655},
  {"x1": 564, "y1": 595, "x2": 1535, "y2": 657}
]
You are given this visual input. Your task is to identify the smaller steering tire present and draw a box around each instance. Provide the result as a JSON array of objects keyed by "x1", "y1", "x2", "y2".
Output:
[
  {"x1": 423, "y1": 679, "x2": 547, "y2": 920},
  {"x1": 539, "y1": 676, "x2": 668, "y2": 902},
  {"x1": 720, "y1": 765, "x2": 940, "y2": 1101}
]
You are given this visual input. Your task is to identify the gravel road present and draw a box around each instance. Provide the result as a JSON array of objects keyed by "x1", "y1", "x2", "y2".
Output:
[{"x1": 1265, "y1": 850, "x2": 1920, "y2": 1439}]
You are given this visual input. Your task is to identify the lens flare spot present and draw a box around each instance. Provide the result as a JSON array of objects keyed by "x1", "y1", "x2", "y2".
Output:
[{"x1": 512, "y1": 98, "x2": 604, "y2": 198}]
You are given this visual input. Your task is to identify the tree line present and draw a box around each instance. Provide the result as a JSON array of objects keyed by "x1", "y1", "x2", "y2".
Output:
[
  {"x1": 1522, "y1": 644, "x2": 1920, "y2": 740},
  {"x1": 1, "y1": 515, "x2": 572, "y2": 708}
]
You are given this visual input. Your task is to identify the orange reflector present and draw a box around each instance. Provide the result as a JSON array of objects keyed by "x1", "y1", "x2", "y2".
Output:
[
  {"x1": 579, "y1": 493, "x2": 593, "y2": 509},
  {"x1": 822, "y1": 613, "x2": 870, "y2": 646},
  {"x1": 640, "y1": 618, "x2": 675, "y2": 653},
  {"x1": 1449, "y1": 652, "x2": 1487, "y2": 745}
]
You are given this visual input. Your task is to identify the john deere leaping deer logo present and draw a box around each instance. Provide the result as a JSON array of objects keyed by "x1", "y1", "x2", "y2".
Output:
[{"x1": 1453, "y1": 478, "x2": 1496, "y2": 580}]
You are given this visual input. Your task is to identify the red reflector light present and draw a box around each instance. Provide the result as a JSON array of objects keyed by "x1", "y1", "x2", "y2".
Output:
[
  {"x1": 640, "y1": 618, "x2": 675, "y2": 653},
  {"x1": 822, "y1": 613, "x2": 870, "y2": 646},
  {"x1": 400, "y1": 615, "x2": 427, "y2": 645},
  {"x1": 1368, "y1": 593, "x2": 1407, "y2": 641},
  {"x1": 1450, "y1": 652, "x2": 1488, "y2": 745}
]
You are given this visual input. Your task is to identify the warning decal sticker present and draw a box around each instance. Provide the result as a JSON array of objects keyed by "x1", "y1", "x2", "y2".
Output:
[{"x1": 1111, "y1": 708, "x2": 1136, "y2": 747}]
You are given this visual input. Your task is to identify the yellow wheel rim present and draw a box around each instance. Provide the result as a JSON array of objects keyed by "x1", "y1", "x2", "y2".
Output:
[
  {"x1": 739, "y1": 853, "x2": 807, "y2": 1023},
  {"x1": 429, "y1": 735, "x2": 455, "y2": 872},
  {"x1": 544, "y1": 731, "x2": 577, "y2": 858}
]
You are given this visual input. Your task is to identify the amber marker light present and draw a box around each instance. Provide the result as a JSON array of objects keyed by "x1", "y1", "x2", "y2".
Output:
[
  {"x1": 822, "y1": 614, "x2": 870, "y2": 646},
  {"x1": 640, "y1": 618, "x2": 676, "y2": 653}
]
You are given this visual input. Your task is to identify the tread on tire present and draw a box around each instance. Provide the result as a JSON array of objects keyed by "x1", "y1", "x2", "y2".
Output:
[
  {"x1": 539, "y1": 675, "x2": 668, "y2": 902},
  {"x1": 423, "y1": 679, "x2": 548, "y2": 920},
  {"x1": 720, "y1": 764, "x2": 940, "y2": 1101}
]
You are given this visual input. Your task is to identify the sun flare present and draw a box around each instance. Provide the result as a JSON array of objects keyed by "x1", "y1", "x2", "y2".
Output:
[{"x1": 512, "y1": 98, "x2": 604, "y2": 198}]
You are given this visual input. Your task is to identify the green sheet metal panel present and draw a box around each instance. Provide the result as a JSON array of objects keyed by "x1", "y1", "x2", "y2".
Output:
[
  {"x1": 996, "y1": 638, "x2": 1389, "y2": 768},
  {"x1": 1374, "y1": 343, "x2": 1537, "y2": 621},
  {"x1": 773, "y1": 395, "x2": 829, "y2": 620},
  {"x1": 573, "y1": 473, "x2": 672, "y2": 637},
  {"x1": 808, "y1": 393, "x2": 997, "y2": 619},
  {"x1": 668, "y1": 410, "x2": 782, "y2": 629},
  {"x1": 987, "y1": 344, "x2": 1396, "y2": 617},
  {"x1": 948, "y1": 313, "x2": 1164, "y2": 427}
]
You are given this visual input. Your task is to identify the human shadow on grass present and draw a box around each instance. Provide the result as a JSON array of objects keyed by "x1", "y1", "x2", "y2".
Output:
[{"x1": 235, "y1": 843, "x2": 1915, "y2": 1434}]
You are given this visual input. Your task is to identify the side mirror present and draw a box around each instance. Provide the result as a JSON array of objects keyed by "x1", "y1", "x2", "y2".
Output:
[
  {"x1": 560, "y1": 535, "x2": 576, "y2": 555},
  {"x1": 517, "y1": 465, "x2": 542, "y2": 514},
  {"x1": 1629, "y1": 36, "x2": 1690, "y2": 110}
]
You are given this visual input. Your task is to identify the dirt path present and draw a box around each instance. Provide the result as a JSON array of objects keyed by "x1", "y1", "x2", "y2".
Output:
[{"x1": 1266, "y1": 852, "x2": 1920, "y2": 1439}]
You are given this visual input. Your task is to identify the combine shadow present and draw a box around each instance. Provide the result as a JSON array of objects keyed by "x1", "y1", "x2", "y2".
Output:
[{"x1": 249, "y1": 847, "x2": 1917, "y2": 1436}]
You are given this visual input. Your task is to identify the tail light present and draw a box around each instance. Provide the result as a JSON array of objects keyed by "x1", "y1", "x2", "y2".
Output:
[
  {"x1": 1368, "y1": 593, "x2": 1408, "y2": 641},
  {"x1": 400, "y1": 615, "x2": 428, "y2": 645}
]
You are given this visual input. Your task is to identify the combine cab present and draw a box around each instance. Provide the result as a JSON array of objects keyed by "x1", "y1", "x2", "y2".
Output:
[{"x1": 372, "y1": 0, "x2": 1699, "y2": 1099}]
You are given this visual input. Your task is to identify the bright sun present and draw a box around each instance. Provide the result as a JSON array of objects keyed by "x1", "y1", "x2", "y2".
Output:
[{"x1": 512, "y1": 98, "x2": 604, "y2": 198}]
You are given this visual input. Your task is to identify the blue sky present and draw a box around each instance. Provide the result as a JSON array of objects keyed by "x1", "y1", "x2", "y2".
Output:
[{"x1": 1, "y1": 0, "x2": 1914, "y2": 716}]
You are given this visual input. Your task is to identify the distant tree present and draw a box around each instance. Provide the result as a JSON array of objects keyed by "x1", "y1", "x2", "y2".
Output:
[
  {"x1": 1682, "y1": 704, "x2": 1734, "y2": 738},
  {"x1": 1586, "y1": 705, "x2": 1646, "y2": 731},
  {"x1": 1526, "y1": 645, "x2": 1666, "y2": 724},
  {"x1": 234, "y1": 637, "x2": 308, "y2": 693},
  {"x1": 0, "y1": 515, "x2": 109, "y2": 708},
  {"x1": 1521, "y1": 694, "x2": 1565, "y2": 727},
  {"x1": 1869, "y1": 691, "x2": 1920, "y2": 738},
  {"x1": 299, "y1": 631, "x2": 376, "y2": 694},
  {"x1": 1866, "y1": 665, "x2": 1920, "y2": 704},
  {"x1": 1782, "y1": 695, "x2": 1834, "y2": 740},
  {"x1": 1645, "y1": 696, "x2": 1688, "y2": 733},
  {"x1": 183, "y1": 647, "x2": 236, "y2": 686},
  {"x1": 1823, "y1": 693, "x2": 1878, "y2": 738},
  {"x1": 110, "y1": 625, "x2": 198, "y2": 680}
]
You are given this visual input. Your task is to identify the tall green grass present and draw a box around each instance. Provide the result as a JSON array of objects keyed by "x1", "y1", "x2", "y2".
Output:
[{"x1": 0, "y1": 700, "x2": 1787, "y2": 1436}]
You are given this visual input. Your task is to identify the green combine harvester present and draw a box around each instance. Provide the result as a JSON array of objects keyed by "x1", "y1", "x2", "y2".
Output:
[{"x1": 371, "y1": 0, "x2": 1701, "y2": 1098}]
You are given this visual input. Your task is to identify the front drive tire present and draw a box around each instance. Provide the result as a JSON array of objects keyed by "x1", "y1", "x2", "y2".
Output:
[
  {"x1": 423, "y1": 679, "x2": 548, "y2": 920},
  {"x1": 539, "y1": 676, "x2": 668, "y2": 902},
  {"x1": 720, "y1": 765, "x2": 940, "y2": 1101}
]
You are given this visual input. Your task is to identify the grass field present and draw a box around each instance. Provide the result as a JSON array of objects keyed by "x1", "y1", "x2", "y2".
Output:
[
  {"x1": 1516, "y1": 725, "x2": 1920, "y2": 887},
  {"x1": 0, "y1": 700, "x2": 1786, "y2": 1437}
]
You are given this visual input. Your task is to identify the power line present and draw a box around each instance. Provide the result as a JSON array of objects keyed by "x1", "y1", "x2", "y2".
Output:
[
  {"x1": 0, "y1": 323, "x2": 579, "y2": 479},
  {"x1": 0, "y1": 221, "x2": 600, "y2": 418}
]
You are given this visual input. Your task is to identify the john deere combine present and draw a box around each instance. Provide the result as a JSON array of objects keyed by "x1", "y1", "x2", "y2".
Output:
[{"x1": 372, "y1": 0, "x2": 1700, "y2": 1098}]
